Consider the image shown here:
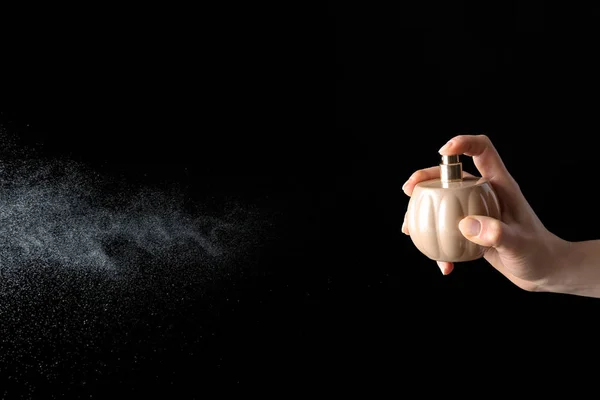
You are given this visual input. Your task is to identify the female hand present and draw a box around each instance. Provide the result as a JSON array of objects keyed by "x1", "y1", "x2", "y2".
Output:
[{"x1": 401, "y1": 134, "x2": 569, "y2": 293}]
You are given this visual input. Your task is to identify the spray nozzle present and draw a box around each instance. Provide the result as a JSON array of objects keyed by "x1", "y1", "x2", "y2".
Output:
[{"x1": 440, "y1": 154, "x2": 463, "y2": 183}]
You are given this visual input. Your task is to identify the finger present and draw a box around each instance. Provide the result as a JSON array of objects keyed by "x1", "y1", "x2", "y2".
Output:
[
  {"x1": 437, "y1": 261, "x2": 454, "y2": 275},
  {"x1": 402, "y1": 166, "x2": 439, "y2": 196},
  {"x1": 402, "y1": 166, "x2": 475, "y2": 196},
  {"x1": 402, "y1": 214, "x2": 409, "y2": 235},
  {"x1": 439, "y1": 134, "x2": 522, "y2": 211},
  {"x1": 438, "y1": 134, "x2": 516, "y2": 187},
  {"x1": 458, "y1": 216, "x2": 519, "y2": 251}
]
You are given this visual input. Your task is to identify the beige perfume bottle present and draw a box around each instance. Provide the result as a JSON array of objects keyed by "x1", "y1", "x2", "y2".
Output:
[{"x1": 406, "y1": 154, "x2": 501, "y2": 262}]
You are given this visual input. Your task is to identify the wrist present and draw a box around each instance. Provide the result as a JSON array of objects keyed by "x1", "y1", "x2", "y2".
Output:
[{"x1": 539, "y1": 238, "x2": 593, "y2": 297}]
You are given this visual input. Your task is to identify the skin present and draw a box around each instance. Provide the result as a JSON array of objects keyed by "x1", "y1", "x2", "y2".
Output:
[{"x1": 402, "y1": 134, "x2": 600, "y2": 298}]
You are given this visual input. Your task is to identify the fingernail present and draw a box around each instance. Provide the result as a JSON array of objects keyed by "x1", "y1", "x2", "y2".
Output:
[
  {"x1": 402, "y1": 180, "x2": 410, "y2": 193},
  {"x1": 460, "y1": 217, "x2": 481, "y2": 236},
  {"x1": 438, "y1": 263, "x2": 445, "y2": 274},
  {"x1": 401, "y1": 220, "x2": 408, "y2": 235},
  {"x1": 438, "y1": 140, "x2": 453, "y2": 153}
]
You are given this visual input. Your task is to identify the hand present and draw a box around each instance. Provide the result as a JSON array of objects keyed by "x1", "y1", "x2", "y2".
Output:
[{"x1": 401, "y1": 134, "x2": 569, "y2": 292}]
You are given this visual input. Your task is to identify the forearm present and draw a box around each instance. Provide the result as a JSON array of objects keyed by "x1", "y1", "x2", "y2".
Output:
[{"x1": 545, "y1": 240, "x2": 600, "y2": 298}]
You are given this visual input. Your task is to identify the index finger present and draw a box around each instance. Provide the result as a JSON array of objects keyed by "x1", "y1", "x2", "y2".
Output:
[
  {"x1": 438, "y1": 134, "x2": 521, "y2": 211},
  {"x1": 438, "y1": 134, "x2": 510, "y2": 183}
]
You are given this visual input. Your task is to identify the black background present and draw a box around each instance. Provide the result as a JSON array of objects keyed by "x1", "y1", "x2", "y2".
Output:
[{"x1": 2, "y1": 1, "x2": 600, "y2": 397}]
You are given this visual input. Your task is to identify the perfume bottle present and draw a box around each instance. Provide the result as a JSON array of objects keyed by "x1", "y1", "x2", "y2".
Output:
[{"x1": 406, "y1": 154, "x2": 501, "y2": 262}]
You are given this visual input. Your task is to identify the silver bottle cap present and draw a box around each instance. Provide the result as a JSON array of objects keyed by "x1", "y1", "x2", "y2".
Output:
[{"x1": 440, "y1": 154, "x2": 463, "y2": 183}]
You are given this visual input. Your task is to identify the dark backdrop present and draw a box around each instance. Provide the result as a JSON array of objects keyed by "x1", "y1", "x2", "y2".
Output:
[
  {"x1": 334, "y1": 0, "x2": 600, "y2": 387},
  {"x1": 1, "y1": 1, "x2": 599, "y2": 397}
]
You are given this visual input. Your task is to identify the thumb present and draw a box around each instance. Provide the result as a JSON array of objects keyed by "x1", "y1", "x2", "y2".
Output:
[{"x1": 458, "y1": 216, "x2": 516, "y2": 250}]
